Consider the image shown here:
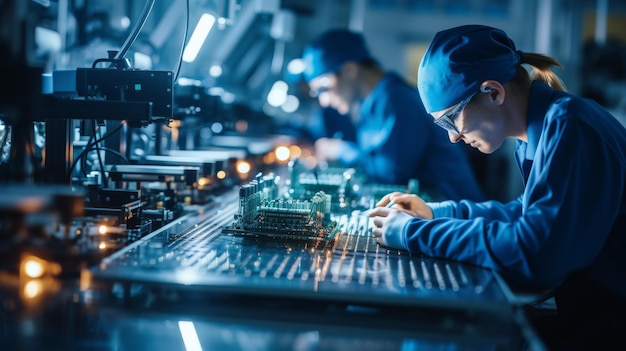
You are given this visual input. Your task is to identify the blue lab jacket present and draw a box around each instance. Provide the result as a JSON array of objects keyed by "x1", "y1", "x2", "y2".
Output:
[
  {"x1": 401, "y1": 81, "x2": 626, "y2": 298},
  {"x1": 340, "y1": 72, "x2": 485, "y2": 201}
]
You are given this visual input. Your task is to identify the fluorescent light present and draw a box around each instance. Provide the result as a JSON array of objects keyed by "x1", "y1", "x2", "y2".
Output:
[
  {"x1": 267, "y1": 80, "x2": 288, "y2": 107},
  {"x1": 287, "y1": 58, "x2": 306, "y2": 75},
  {"x1": 281, "y1": 95, "x2": 300, "y2": 113},
  {"x1": 178, "y1": 321, "x2": 202, "y2": 351},
  {"x1": 182, "y1": 13, "x2": 216, "y2": 63},
  {"x1": 209, "y1": 65, "x2": 223, "y2": 77}
]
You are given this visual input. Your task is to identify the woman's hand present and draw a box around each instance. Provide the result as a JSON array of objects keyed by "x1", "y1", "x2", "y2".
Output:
[
  {"x1": 368, "y1": 207, "x2": 413, "y2": 249},
  {"x1": 374, "y1": 192, "x2": 433, "y2": 219},
  {"x1": 368, "y1": 192, "x2": 433, "y2": 250}
]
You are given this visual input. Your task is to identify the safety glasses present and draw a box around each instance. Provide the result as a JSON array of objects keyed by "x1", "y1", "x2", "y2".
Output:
[{"x1": 433, "y1": 92, "x2": 477, "y2": 134}]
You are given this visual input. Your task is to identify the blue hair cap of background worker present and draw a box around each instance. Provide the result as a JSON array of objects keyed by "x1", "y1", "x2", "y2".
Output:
[
  {"x1": 302, "y1": 29, "x2": 373, "y2": 83},
  {"x1": 417, "y1": 24, "x2": 524, "y2": 113}
]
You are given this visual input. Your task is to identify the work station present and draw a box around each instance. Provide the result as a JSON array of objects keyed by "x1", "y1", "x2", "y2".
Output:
[{"x1": 1, "y1": 0, "x2": 625, "y2": 350}]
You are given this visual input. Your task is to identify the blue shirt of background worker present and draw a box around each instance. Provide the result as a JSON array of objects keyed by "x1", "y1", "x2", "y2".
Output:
[
  {"x1": 369, "y1": 25, "x2": 626, "y2": 348},
  {"x1": 305, "y1": 106, "x2": 357, "y2": 145},
  {"x1": 302, "y1": 28, "x2": 485, "y2": 202}
]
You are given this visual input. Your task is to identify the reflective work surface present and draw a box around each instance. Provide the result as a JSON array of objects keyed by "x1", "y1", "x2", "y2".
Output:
[
  {"x1": 0, "y1": 278, "x2": 543, "y2": 351},
  {"x1": 89, "y1": 201, "x2": 516, "y2": 314},
  {"x1": 0, "y1": 195, "x2": 546, "y2": 350}
]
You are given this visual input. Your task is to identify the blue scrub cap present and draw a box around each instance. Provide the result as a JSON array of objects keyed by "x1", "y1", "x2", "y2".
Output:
[
  {"x1": 302, "y1": 29, "x2": 373, "y2": 83},
  {"x1": 417, "y1": 25, "x2": 523, "y2": 113}
]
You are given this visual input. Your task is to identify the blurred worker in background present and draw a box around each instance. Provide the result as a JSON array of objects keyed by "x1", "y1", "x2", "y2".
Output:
[
  {"x1": 304, "y1": 106, "x2": 357, "y2": 147},
  {"x1": 301, "y1": 28, "x2": 485, "y2": 202},
  {"x1": 369, "y1": 24, "x2": 626, "y2": 349}
]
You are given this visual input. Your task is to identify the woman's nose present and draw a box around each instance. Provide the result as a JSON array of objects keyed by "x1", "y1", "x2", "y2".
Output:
[{"x1": 449, "y1": 131, "x2": 463, "y2": 143}]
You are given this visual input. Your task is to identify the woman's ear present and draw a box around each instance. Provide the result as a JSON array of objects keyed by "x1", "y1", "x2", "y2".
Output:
[{"x1": 480, "y1": 80, "x2": 505, "y2": 105}]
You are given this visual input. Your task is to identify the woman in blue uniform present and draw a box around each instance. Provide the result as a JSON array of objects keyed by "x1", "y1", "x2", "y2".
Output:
[
  {"x1": 369, "y1": 24, "x2": 626, "y2": 348},
  {"x1": 302, "y1": 29, "x2": 485, "y2": 202}
]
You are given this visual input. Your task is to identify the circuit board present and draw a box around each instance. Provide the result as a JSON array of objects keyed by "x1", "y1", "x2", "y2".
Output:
[{"x1": 87, "y1": 185, "x2": 516, "y2": 314}]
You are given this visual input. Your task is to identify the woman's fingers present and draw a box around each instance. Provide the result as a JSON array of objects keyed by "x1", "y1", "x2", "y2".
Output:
[{"x1": 375, "y1": 192, "x2": 404, "y2": 207}]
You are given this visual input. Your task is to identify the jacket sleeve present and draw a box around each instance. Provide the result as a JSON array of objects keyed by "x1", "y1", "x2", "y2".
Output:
[{"x1": 429, "y1": 197, "x2": 523, "y2": 220}]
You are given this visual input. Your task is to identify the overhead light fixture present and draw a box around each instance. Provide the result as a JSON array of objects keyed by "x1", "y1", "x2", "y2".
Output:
[{"x1": 182, "y1": 13, "x2": 216, "y2": 63}]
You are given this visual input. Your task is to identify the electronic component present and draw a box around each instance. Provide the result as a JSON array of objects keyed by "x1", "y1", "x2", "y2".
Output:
[
  {"x1": 86, "y1": 191, "x2": 519, "y2": 315},
  {"x1": 285, "y1": 160, "x2": 363, "y2": 212},
  {"x1": 223, "y1": 173, "x2": 339, "y2": 241},
  {"x1": 285, "y1": 160, "x2": 431, "y2": 211}
]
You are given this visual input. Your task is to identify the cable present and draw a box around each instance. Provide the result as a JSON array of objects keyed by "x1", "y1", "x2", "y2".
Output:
[
  {"x1": 93, "y1": 126, "x2": 108, "y2": 187},
  {"x1": 94, "y1": 147, "x2": 129, "y2": 164},
  {"x1": 69, "y1": 122, "x2": 125, "y2": 181},
  {"x1": 0, "y1": 125, "x2": 9, "y2": 165},
  {"x1": 25, "y1": 120, "x2": 43, "y2": 181},
  {"x1": 173, "y1": 0, "x2": 190, "y2": 83},
  {"x1": 82, "y1": 147, "x2": 129, "y2": 167},
  {"x1": 115, "y1": 0, "x2": 156, "y2": 60},
  {"x1": 73, "y1": 132, "x2": 95, "y2": 177},
  {"x1": 81, "y1": 146, "x2": 129, "y2": 178}
]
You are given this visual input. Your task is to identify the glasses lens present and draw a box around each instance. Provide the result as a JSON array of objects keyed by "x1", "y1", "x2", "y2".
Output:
[
  {"x1": 433, "y1": 93, "x2": 475, "y2": 134},
  {"x1": 434, "y1": 114, "x2": 460, "y2": 133}
]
